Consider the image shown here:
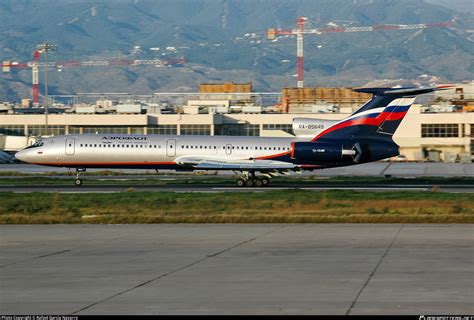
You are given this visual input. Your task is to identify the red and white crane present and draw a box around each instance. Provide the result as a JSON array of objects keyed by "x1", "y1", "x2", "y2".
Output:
[
  {"x1": 267, "y1": 18, "x2": 454, "y2": 88},
  {"x1": 2, "y1": 54, "x2": 186, "y2": 107}
]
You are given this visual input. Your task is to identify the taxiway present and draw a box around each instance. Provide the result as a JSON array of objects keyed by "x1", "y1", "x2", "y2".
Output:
[{"x1": 1, "y1": 224, "x2": 472, "y2": 314}]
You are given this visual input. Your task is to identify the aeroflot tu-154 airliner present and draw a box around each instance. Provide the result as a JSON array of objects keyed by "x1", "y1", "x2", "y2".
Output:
[{"x1": 15, "y1": 86, "x2": 446, "y2": 187}]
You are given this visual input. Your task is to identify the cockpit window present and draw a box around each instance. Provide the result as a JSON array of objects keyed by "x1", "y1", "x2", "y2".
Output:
[{"x1": 25, "y1": 141, "x2": 44, "y2": 149}]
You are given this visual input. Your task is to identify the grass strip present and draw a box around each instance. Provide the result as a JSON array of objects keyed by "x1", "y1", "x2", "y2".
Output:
[{"x1": 0, "y1": 190, "x2": 472, "y2": 224}]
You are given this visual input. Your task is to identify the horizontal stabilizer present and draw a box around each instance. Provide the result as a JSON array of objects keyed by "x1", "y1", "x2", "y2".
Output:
[{"x1": 354, "y1": 86, "x2": 451, "y2": 96}]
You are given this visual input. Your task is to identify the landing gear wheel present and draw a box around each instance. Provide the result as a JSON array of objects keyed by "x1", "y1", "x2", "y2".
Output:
[
  {"x1": 236, "y1": 179, "x2": 245, "y2": 187},
  {"x1": 254, "y1": 179, "x2": 263, "y2": 187},
  {"x1": 74, "y1": 168, "x2": 86, "y2": 187},
  {"x1": 245, "y1": 179, "x2": 255, "y2": 187},
  {"x1": 261, "y1": 178, "x2": 270, "y2": 186}
]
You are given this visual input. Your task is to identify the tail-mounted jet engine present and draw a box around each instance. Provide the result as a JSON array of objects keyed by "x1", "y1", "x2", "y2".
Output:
[
  {"x1": 292, "y1": 142, "x2": 362, "y2": 163},
  {"x1": 292, "y1": 141, "x2": 400, "y2": 164}
]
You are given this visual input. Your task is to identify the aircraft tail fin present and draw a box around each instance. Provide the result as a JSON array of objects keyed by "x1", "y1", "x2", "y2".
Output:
[{"x1": 311, "y1": 85, "x2": 450, "y2": 142}]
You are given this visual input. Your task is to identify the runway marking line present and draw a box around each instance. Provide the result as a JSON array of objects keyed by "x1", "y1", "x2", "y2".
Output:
[
  {"x1": 346, "y1": 224, "x2": 405, "y2": 315},
  {"x1": 71, "y1": 225, "x2": 285, "y2": 315}
]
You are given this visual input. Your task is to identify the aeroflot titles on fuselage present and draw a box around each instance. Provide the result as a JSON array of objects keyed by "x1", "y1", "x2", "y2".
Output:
[{"x1": 102, "y1": 136, "x2": 147, "y2": 141}]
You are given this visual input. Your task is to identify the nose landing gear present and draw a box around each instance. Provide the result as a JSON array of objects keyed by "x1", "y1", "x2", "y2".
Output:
[{"x1": 74, "y1": 168, "x2": 86, "y2": 187}]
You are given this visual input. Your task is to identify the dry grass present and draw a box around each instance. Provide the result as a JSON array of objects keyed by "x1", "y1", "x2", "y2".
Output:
[{"x1": 0, "y1": 190, "x2": 472, "y2": 224}]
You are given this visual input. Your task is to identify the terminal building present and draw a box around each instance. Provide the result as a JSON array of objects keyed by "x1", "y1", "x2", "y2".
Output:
[{"x1": 0, "y1": 82, "x2": 473, "y2": 163}]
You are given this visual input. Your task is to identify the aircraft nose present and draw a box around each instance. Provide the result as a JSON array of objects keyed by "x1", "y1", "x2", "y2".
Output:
[{"x1": 15, "y1": 149, "x2": 30, "y2": 163}]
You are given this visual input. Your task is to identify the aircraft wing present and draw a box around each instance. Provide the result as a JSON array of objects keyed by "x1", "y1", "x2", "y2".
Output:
[{"x1": 175, "y1": 156, "x2": 296, "y2": 170}]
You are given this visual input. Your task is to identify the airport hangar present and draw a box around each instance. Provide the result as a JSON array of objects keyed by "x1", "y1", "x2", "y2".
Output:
[{"x1": 1, "y1": 104, "x2": 473, "y2": 163}]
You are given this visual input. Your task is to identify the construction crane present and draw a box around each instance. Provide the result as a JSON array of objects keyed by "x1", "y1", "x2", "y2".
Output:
[
  {"x1": 2, "y1": 53, "x2": 186, "y2": 107},
  {"x1": 267, "y1": 18, "x2": 454, "y2": 88}
]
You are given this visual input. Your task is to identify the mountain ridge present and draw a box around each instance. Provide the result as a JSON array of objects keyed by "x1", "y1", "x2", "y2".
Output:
[{"x1": 0, "y1": 0, "x2": 472, "y2": 102}]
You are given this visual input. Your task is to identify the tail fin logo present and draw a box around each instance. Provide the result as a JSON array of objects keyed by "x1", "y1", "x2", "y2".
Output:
[
  {"x1": 310, "y1": 86, "x2": 444, "y2": 141},
  {"x1": 311, "y1": 97, "x2": 416, "y2": 141}
]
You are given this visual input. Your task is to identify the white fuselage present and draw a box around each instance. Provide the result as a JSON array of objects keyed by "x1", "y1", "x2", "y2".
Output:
[{"x1": 15, "y1": 134, "x2": 297, "y2": 170}]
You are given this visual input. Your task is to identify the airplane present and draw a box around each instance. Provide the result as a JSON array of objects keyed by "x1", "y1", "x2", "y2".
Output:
[{"x1": 15, "y1": 86, "x2": 446, "y2": 187}]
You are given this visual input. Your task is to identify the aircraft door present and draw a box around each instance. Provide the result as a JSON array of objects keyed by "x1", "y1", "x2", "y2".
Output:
[
  {"x1": 166, "y1": 139, "x2": 176, "y2": 157},
  {"x1": 65, "y1": 138, "x2": 75, "y2": 155},
  {"x1": 225, "y1": 144, "x2": 232, "y2": 155}
]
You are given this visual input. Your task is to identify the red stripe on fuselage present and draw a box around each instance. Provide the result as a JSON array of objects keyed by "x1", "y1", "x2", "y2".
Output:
[
  {"x1": 311, "y1": 111, "x2": 408, "y2": 142},
  {"x1": 297, "y1": 164, "x2": 322, "y2": 168},
  {"x1": 29, "y1": 161, "x2": 177, "y2": 167},
  {"x1": 255, "y1": 151, "x2": 291, "y2": 160}
]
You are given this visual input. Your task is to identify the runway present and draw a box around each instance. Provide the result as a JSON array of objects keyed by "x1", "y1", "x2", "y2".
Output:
[
  {"x1": 1, "y1": 182, "x2": 473, "y2": 193},
  {"x1": 1, "y1": 162, "x2": 473, "y2": 177},
  {"x1": 1, "y1": 224, "x2": 472, "y2": 314},
  {"x1": 1, "y1": 162, "x2": 472, "y2": 193}
]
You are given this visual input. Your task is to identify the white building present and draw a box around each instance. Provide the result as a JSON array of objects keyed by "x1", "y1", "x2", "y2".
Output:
[{"x1": 1, "y1": 105, "x2": 472, "y2": 162}]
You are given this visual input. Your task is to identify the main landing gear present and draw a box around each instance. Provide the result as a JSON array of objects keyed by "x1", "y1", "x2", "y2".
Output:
[
  {"x1": 74, "y1": 168, "x2": 86, "y2": 187},
  {"x1": 235, "y1": 171, "x2": 270, "y2": 188}
]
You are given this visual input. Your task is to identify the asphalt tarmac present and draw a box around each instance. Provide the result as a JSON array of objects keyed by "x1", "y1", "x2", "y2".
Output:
[
  {"x1": 1, "y1": 224, "x2": 473, "y2": 315},
  {"x1": 1, "y1": 183, "x2": 473, "y2": 193},
  {"x1": 1, "y1": 162, "x2": 473, "y2": 177},
  {"x1": 1, "y1": 163, "x2": 472, "y2": 192}
]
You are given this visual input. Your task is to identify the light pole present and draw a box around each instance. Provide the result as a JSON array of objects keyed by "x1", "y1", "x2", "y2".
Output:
[{"x1": 36, "y1": 43, "x2": 57, "y2": 136}]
